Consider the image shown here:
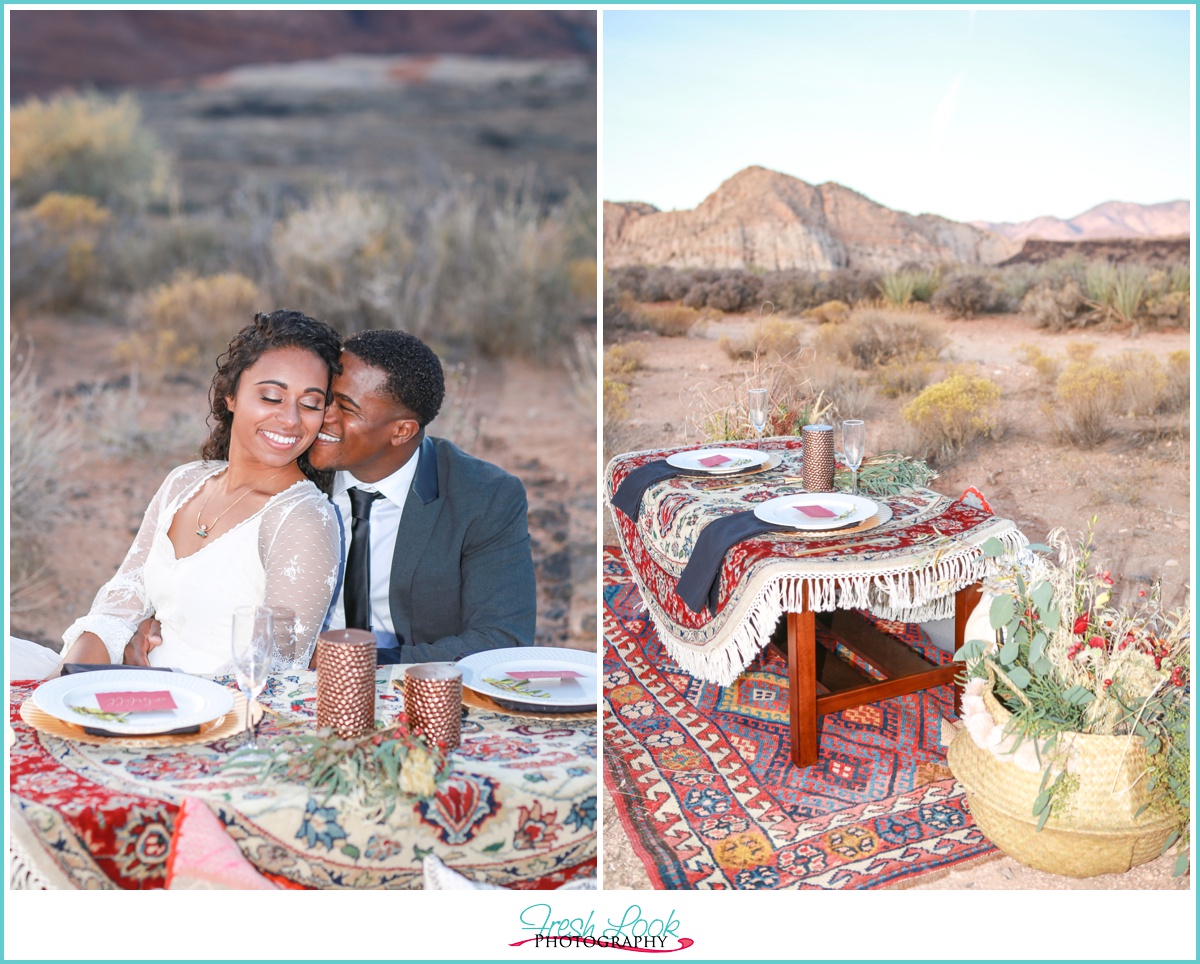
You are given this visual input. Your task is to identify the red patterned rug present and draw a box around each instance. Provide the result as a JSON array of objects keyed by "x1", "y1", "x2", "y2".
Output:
[{"x1": 603, "y1": 545, "x2": 996, "y2": 889}]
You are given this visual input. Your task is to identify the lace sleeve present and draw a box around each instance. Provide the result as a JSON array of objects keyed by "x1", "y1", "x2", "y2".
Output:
[
  {"x1": 257, "y1": 485, "x2": 341, "y2": 653},
  {"x1": 62, "y1": 462, "x2": 217, "y2": 663}
]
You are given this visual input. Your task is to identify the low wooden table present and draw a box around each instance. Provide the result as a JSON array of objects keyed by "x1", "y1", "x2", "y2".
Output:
[
  {"x1": 606, "y1": 439, "x2": 1018, "y2": 768},
  {"x1": 776, "y1": 584, "x2": 981, "y2": 767}
]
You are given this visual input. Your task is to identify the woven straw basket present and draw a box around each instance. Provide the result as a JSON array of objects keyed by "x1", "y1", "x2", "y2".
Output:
[{"x1": 948, "y1": 684, "x2": 1177, "y2": 878}]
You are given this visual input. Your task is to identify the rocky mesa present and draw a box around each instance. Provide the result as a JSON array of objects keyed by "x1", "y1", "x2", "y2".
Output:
[{"x1": 604, "y1": 166, "x2": 1020, "y2": 272}]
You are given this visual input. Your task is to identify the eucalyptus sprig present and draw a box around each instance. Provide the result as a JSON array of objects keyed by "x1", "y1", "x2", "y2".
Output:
[
  {"x1": 220, "y1": 719, "x2": 449, "y2": 818},
  {"x1": 834, "y1": 451, "x2": 937, "y2": 496},
  {"x1": 69, "y1": 705, "x2": 130, "y2": 723}
]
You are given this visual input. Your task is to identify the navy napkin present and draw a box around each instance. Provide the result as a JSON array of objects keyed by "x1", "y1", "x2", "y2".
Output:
[
  {"x1": 675, "y1": 511, "x2": 792, "y2": 615},
  {"x1": 610, "y1": 460, "x2": 680, "y2": 520}
]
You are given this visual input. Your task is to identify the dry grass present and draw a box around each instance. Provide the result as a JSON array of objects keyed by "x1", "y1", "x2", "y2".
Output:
[
  {"x1": 1050, "y1": 359, "x2": 1123, "y2": 447},
  {"x1": 604, "y1": 342, "x2": 648, "y2": 378},
  {"x1": 815, "y1": 308, "x2": 946, "y2": 371},
  {"x1": 718, "y1": 317, "x2": 804, "y2": 360},
  {"x1": 631, "y1": 303, "x2": 701, "y2": 337},
  {"x1": 1016, "y1": 343, "x2": 1064, "y2": 386},
  {"x1": 9, "y1": 343, "x2": 78, "y2": 613},
  {"x1": 802, "y1": 300, "x2": 851, "y2": 325}
]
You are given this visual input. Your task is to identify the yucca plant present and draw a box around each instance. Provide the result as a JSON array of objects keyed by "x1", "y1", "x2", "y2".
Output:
[
  {"x1": 1110, "y1": 264, "x2": 1148, "y2": 328},
  {"x1": 878, "y1": 271, "x2": 917, "y2": 307}
]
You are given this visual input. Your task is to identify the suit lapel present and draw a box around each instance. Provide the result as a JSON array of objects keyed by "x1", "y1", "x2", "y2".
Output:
[{"x1": 388, "y1": 437, "x2": 443, "y2": 642}]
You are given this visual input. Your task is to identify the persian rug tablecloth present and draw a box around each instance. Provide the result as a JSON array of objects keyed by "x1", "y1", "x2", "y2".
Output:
[
  {"x1": 605, "y1": 440, "x2": 1025, "y2": 686},
  {"x1": 603, "y1": 547, "x2": 997, "y2": 890},
  {"x1": 9, "y1": 668, "x2": 596, "y2": 890}
]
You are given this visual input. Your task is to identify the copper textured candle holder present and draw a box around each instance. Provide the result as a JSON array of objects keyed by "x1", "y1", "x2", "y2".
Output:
[
  {"x1": 403, "y1": 664, "x2": 463, "y2": 751},
  {"x1": 802, "y1": 424, "x2": 836, "y2": 493},
  {"x1": 315, "y1": 629, "x2": 377, "y2": 738}
]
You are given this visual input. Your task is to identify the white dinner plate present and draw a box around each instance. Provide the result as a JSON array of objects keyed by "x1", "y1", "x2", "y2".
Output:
[
  {"x1": 31, "y1": 669, "x2": 236, "y2": 735},
  {"x1": 666, "y1": 448, "x2": 770, "y2": 475},
  {"x1": 753, "y1": 493, "x2": 880, "y2": 530},
  {"x1": 458, "y1": 647, "x2": 597, "y2": 711}
]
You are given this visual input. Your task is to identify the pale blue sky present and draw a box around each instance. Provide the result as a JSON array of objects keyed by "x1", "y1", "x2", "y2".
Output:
[{"x1": 603, "y1": 8, "x2": 1193, "y2": 223}]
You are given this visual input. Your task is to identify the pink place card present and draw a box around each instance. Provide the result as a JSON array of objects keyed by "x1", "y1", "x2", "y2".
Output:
[
  {"x1": 795, "y1": 504, "x2": 838, "y2": 518},
  {"x1": 96, "y1": 690, "x2": 177, "y2": 713},
  {"x1": 506, "y1": 670, "x2": 585, "y2": 680},
  {"x1": 698, "y1": 454, "x2": 731, "y2": 467}
]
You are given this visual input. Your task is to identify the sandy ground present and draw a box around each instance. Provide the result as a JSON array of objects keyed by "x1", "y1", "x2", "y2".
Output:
[
  {"x1": 11, "y1": 313, "x2": 597, "y2": 656},
  {"x1": 600, "y1": 308, "x2": 1191, "y2": 890}
]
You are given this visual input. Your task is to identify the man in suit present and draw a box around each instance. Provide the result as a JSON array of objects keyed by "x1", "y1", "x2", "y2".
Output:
[{"x1": 307, "y1": 329, "x2": 537, "y2": 663}]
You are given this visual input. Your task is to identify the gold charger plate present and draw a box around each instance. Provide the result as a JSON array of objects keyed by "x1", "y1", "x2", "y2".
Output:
[
  {"x1": 19, "y1": 693, "x2": 260, "y2": 748},
  {"x1": 463, "y1": 688, "x2": 596, "y2": 722}
]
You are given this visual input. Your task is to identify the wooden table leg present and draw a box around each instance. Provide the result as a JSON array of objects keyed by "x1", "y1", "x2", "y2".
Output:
[
  {"x1": 787, "y1": 585, "x2": 818, "y2": 768},
  {"x1": 953, "y1": 581, "x2": 983, "y2": 716}
]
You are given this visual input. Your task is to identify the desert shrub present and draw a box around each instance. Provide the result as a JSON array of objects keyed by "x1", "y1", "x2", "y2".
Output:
[
  {"x1": 902, "y1": 372, "x2": 1001, "y2": 462},
  {"x1": 1052, "y1": 359, "x2": 1123, "y2": 446},
  {"x1": 706, "y1": 275, "x2": 763, "y2": 313},
  {"x1": 756, "y1": 269, "x2": 881, "y2": 315},
  {"x1": 9, "y1": 344, "x2": 77, "y2": 613},
  {"x1": 103, "y1": 212, "x2": 243, "y2": 293},
  {"x1": 604, "y1": 342, "x2": 647, "y2": 377},
  {"x1": 604, "y1": 377, "x2": 630, "y2": 434},
  {"x1": 1065, "y1": 341, "x2": 1097, "y2": 363},
  {"x1": 802, "y1": 300, "x2": 850, "y2": 325},
  {"x1": 877, "y1": 356, "x2": 938, "y2": 397},
  {"x1": 1163, "y1": 351, "x2": 1191, "y2": 414},
  {"x1": 273, "y1": 179, "x2": 590, "y2": 357},
  {"x1": 809, "y1": 369, "x2": 879, "y2": 422},
  {"x1": 878, "y1": 272, "x2": 917, "y2": 307},
  {"x1": 1083, "y1": 262, "x2": 1117, "y2": 306},
  {"x1": 997, "y1": 264, "x2": 1040, "y2": 306},
  {"x1": 639, "y1": 267, "x2": 691, "y2": 303},
  {"x1": 1016, "y1": 343, "x2": 1063, "y2": 385},
  {"x1": 1110, "y1": 350, "x2": 1191, "y2": 418},
  {"x1": 1145, "y1": 290, "x2": 1190, "y2": 329},
  {"x1": 815, "y1": 308, "x2": 947, "y2": 370},
  {"x1": 568, "y1": 258, "x2": 598, "y2": 306},
  {"x1": 11, "y1": 192, "x2": 112, "y2": 312},
  {"x1": 1021, "y1": 279, "x2": 1088, "y2": 331},
  {"x1": 11, "y1": 91, "x2": 170, "y2": 209},
  {"x1": 119, "y1": 271, "x2": 264, "y2": 383},
  {"x1": 631, "y1": 303, "x2": 700, "y2": 337},
  {"x1": 718, "y1": 318, "x2": 803, "y2": 361},
  {"x1": 1110, "y1": 265, "x2": 1149, "y2": 327},
  {"x1": 932, "y1": 272, "x2": 1005, "y2": 319},
  {"x1": 909, "y1": 269, "x2": 941, "y2": 303},
  {"x1": 271, "y1": 188, "x2": 412, "y2": 334},
  {"x1": 681, "y1": 283, "x2": 715, "y2": 310}
]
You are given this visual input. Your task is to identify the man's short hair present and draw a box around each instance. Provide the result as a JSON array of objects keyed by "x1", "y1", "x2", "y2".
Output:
[{"x1": 344, "y1": 329, "x2": 445, "y2": 427}]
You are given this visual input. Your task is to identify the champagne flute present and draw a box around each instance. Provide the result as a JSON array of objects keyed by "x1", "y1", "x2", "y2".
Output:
[
  {"x1": 231, "y1": 607, "x2": 273, "y2": 749},
  {"x1": 748, "y1": 387, "x2": 768, "y2": 452},
  {"x1": 266, "y1": 606, "x2": 300, "y2": 673},
  {"x1": 842, "y1": 419, "x2": 866, "y2": 495}
]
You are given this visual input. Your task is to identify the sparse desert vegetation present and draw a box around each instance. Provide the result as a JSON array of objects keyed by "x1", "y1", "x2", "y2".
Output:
[
  {"x1": 602, "y1": 259, "x2": 1191, "y2": 612},
  {"x1": 11, "y1": 81, "x2": 598, "y2": 653}
]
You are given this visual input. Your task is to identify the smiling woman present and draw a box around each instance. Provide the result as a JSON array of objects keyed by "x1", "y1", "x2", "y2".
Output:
[{"x1": 32, "y1": 310, "x2": 345, "y2": 676}]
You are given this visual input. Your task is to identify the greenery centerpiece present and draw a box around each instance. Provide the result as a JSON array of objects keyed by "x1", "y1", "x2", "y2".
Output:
[
  {"x1": 949, "y1": 524, "x2": 1190, "y2": 877},
  {"x1": 222, "y1": 712, "x2": 450, "y2": 821}
]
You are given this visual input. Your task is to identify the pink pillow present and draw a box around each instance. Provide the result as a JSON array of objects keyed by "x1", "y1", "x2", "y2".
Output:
[{"x1": 166, "y1": 797, "x2": 281, "y2": 890}]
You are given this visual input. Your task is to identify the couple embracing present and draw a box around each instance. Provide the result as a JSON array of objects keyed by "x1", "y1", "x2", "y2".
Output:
[{"x1": 15, "y1": 309, "x2": 535, "y2": 679}]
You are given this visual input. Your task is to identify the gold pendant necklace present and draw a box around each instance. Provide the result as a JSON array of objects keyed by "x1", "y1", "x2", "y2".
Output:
[{"x1": 195, "y1": 466, "x2": 288, "y2": 538}]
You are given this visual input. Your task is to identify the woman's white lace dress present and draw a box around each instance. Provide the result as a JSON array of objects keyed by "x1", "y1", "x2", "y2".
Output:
[{"x1": 60, "y1": 461, "x2": 341, "y2": 675}]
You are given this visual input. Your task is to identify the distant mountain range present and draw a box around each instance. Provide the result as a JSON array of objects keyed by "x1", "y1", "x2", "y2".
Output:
[
  {"x1": 605, "y1": 166, "x2": 1018, "y2": 272},
  {"x1": 605, "y1": 166, "x2": 1190, "y2": 271},
  {"x1": 970, "y1": 200, "x2": 1190, "y2": 242}
]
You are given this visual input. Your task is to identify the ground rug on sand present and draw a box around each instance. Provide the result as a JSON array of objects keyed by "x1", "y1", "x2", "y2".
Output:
[{"x1": 603, "y1": 546, "x2": 997, "y2": 890}]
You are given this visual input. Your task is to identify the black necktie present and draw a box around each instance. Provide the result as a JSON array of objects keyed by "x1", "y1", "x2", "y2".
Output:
[{"x1": 344, "y1": 487, "x2": 384, "y2": 630}]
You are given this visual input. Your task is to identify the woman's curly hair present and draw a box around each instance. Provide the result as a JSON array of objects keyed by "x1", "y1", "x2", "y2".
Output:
[{"x1": 201, "y1": 310, "x2": 342, "y2": 493}]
